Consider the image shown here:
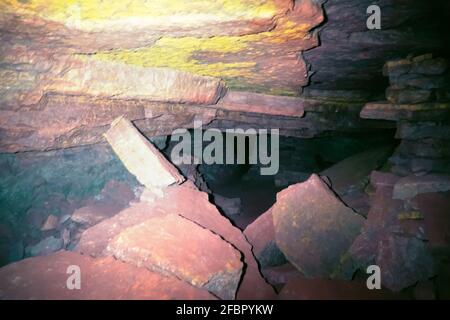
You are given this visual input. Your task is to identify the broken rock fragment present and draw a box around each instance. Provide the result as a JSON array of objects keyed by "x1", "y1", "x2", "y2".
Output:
[
  {"x1": 0, "y1": 251, "x2": 214, "y2": 300},
  {"x1": 272, "y1": 174, "x2": 365, "y2": 278},
  {"x1": 104, "y1": 117, "x2": 184, "y2": 191},
  {"x1": 106, "y1": 214, "x2": 243, "y2": 300}
]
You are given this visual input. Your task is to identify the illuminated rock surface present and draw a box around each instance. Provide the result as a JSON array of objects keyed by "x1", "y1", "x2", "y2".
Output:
[
  {"x1": 272, "y1": 174, "x2": 365, "y2": 278},
  {"x1": 0, "y1": 251, "x2": 215, "y2": 300},
  {"x1": 106, "y1": 214, "x2": 243, "y2": 300}
]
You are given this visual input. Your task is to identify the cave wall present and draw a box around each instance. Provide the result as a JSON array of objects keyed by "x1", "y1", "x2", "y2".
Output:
[{"x1": 304, "y1": 0, "x2": 450, "y2": 96}]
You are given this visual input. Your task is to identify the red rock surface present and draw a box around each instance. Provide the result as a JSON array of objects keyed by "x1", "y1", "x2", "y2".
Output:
[
  {"x1": 244, "y1": 207, "x2": 275, "y2": 259},
  {"x1": 0, "y1": 251, "x2": 215, "y2": 300},
  {"x1": 106, "y1": 214, "x2": 243, "y2": 300},
  {"x1": 342, "y1": 171, "x2": 435, "y2": 291},
  {"x1": 76, "y1": 183, "x2": 276, "y2": 299},
  {"x1": 410, "y1": 192, "x2": 450, "y2": 250},
  {"x1": 217, "y1": 91, "x2": 304, "y2": 117},
  {"x1": 272, "y1": 174, "x2": 365, "y2": 278}
]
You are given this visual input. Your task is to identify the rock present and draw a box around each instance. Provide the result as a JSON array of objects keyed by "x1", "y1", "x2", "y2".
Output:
[
  {"x1": 396, "y1": 122, "x2": 450, "y2": 140},
  {"x1": 383, "y1": 59, "x2": 412, "y2": 77},
  {"x1": 71, "y1": 203, "x2": 123, "y2": 227},
  {"x1": 213, "y1": 194, "x2": 241, "y2": 216},
  {"x1": 340, "y1": 191, "x2": 371, "y2": 217},
  {"x1": 393, "y1": 174, "x2": 450, "y2": 200},
  {"x1": 261, "y1": 263, "x2": 303, "y2": 286},
  {"x1": 76, "y1": 184, "x2": 276, "y2": 299},
  {"x1": 320, "y1": 146, "x2": 393, "y2": 195},
  {"x1": 410, "y1": 158, "x2": 450, "y2": 174},
  {"x1": 272, "y1": 174, "x2": 365, "y2": 278},
  {"x1": 396, "y1": 139, "x2": 450, "y2": 159},
  {"x1": 370, "y1": 171, "x2": 400, "y2": 188},
  {"x1": 376, "y1": 234, "x2": 435, "y2": 292},
  {"x1": 26, "y1": 236, "x2": 63, "y2": 257},
  {"x1": 361, "y1": 102, "x2": 450, "y2": 122},
  {"x1": 70, "y1": 179, "x2": 136, "y2": 227},
  {"x1": 150, "y1": 135, "x2": 168, "y2": 151},
  {"x1": 410, "y1": 192, "x2": 450, "y2": 251},
  {"x1": 40, "y1": 214, "x2": 59, "y2": 231},
  {"x1": 411, "y1": 58, "x2": 448, "y2": 75},
  {"x1": 106, "y1": 214, "x2": 243, "y2": 300},
  {"x1": 0, "y1": 251, "x2": 215, "y2": 300},
  {"x1": 217, "y1": 91, "x2": 304, "y2": 118},
  {"x1": 104, "y1": 117, "x2": 184, "y2": 190},
  {"x1": 394, "y1": 74, "x2": 447, "y2": 90},
  {"x1": 244, "y1": 208, "x2": 287, "y2": 268},
  {"x1": 274, "y1": 170, "x2": 310, "y2": 188},
  {"x1": 46, "y1": 58, "x2": 226, "y2": 105},
  {"x1": 341, "y1": 173, "x2": 435, "y2": 291},
  {"x1": 386, "y1": 87, "x2": 432, "y2": 104},
  {"x1": 278, "y1": 277, "x2": 402, "y2": 300}
]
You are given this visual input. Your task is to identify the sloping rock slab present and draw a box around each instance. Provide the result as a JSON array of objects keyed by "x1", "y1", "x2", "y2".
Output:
[
  {"x1": 105, "y1": 117, "x2": 184, "y2": 189},
  {"x1": 272, "y1": 174, "x2": 365, "y2": 278},
  {"x1": 106, "y1": 214, "x2": 243, "y2": 300},
  {"x1": 0, "y1": 251, "x2": 214, "y2": 300},
  {"x1": 320, "y1": 145, "x2": 393, "y2": 195}
]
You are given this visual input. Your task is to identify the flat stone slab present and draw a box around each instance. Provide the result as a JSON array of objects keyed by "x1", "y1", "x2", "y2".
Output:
[
  {"x1": 272, "y1": 174, "x2": 365, "y2": 278},
  {"x1": 0, "y1": 251, "x2": 214, "y2": 300},
  {"x1": 361, "y1": 102, "x2": 450, "y2": 121},
  {"x1": 106, "y1": 214, "x2": 243, "y2": 300},
  {"x1": 217, "y1": 91, "x2": 304, "y2": 117},
  {"x1": 104, "y1": 117, "x2": 184, "y2": 189},
  {"x1": 393, "y1": 174, "x2": 450, "y2": 200}
]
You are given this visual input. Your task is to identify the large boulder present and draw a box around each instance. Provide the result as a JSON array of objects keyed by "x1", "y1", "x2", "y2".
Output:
[
  {"x1": 272, "y1": 174, "x2": 365, "y2": 278},
  {"x1": 0, "y1": 251, "x2": 214, "y2": 300},
  {"x1": 106, "y1": 214, "x2": 243, "y2": 300}
]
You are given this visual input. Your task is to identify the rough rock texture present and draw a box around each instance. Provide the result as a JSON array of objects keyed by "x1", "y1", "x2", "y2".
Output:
[
  {"x1": 217, "y1": 91, "x2": 304, "y2": 117},
  {"x1": 304, "y1": 0, "x2": 450, "y2": 92},
  {"x1": 393, "y1": 174, "x2": 450, "y2": 200},
  {"x1": 106, "y1": 214, "x2": 243, "y2": 300},
  {"x1": 76, "y1": 184, "x2": 276, "y2": 299},
  {"x1": 272, "y1": 174, "x2": 365, "y2": 278},
  {"x1": 244, "y1": 208, "x2": 287, "y2": 268},
  {"x1": 361, "y1": 102, "x2": 450, "y2": 122},
  {"x1": 340, "y1": 171, "x2": 435, "y2": 292},
  {"x1": 410, "y1": 192, "x2": 450, "y2": 251},
  {"x1": 104, "y1": 117, "x2": 184, "y2": 190},
  {"x1": 320, "y1": 145, "x2": 393, "y2": 195},
  {"x1": 0, "y1": 251, "x2": 214, "y2": 300}
]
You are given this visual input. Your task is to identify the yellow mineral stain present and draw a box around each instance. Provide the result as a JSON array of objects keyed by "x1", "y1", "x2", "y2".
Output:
[{"x1": 2, "y1": 0, "x2": 278, "y2": 24}]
